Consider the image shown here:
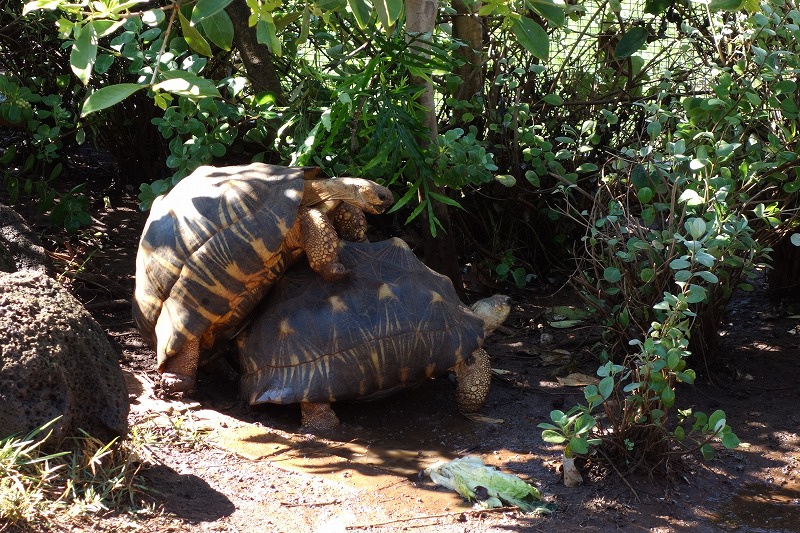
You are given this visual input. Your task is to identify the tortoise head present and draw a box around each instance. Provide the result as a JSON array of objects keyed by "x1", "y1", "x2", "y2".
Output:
[
  {"x1": 304, "y1": 177, "x2": 394, "y2": 214},
  {"x1": 470, "y1": 294, "x2": 512, "y2": 335}
]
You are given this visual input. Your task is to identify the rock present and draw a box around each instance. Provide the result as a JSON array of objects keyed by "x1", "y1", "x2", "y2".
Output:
[
  {"x1": 0, "y1": 270, "x2": 129, "y2": 445},
  {"x1": 0, "y1": 203, "x2": 51, "y2": 274}
]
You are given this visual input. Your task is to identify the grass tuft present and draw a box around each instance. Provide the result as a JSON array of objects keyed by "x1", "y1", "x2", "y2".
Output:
[{"x1": 0, "y1": 418, "x2": 153, "y2": 531}]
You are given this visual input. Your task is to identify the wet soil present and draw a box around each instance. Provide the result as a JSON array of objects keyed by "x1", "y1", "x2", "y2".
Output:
[{"x1": 48, "y1": 193, "x2": 800, "y2": 532}]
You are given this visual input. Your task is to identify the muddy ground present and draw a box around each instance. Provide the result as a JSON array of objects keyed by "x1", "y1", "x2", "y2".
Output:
[{"x1": 43, "y1": 192, "x2": 800, "y2": 532}]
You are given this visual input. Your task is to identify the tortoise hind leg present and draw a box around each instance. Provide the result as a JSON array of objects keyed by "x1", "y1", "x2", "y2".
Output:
[
  {"x1": 160, "y1": 338, "x2": 200, "y2": 393},
  {"x1": 453, "y1": 348, "x2": 492, "y2": 413},
  {"x1": 301, "y1": 402, "x2": 340, "y2": 429}
]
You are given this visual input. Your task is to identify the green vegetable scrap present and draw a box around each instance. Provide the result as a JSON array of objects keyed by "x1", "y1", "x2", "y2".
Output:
[{"x1": 424, "y1": 456, "x2": 556, "y2": 514}]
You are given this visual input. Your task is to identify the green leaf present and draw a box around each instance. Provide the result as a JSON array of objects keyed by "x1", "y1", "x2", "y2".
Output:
[
  {"x1": 569, "y1": 436, "x2": 589, "y2": 455},
  {"x1": 791, "y1": 233, "x2": 800, "y2": 247},
  {"x1": 694, "y1": 251, "x2": 715, "y2": 268},
  {"x1": 689, "y1": 158, "x2": 708, "y2": 170},
  {"x1": 548, "y1": 319, "x2": 584, "y2": 329},
  {"x1": 700, "y1": 443, "x2": 715, "y2": 460},
  {"x1": 22, "y1": 0, "x2": 62, "y2": 15},
  {"x1": 495, "y1": 174, "x2": 516, "y2": 187},
  {"x1": 721, "y1": 431, "x2": 740, "y2": 449},
  {"x1": 428, "y1": 191, "x2": 464, "y2": 209},
  {"x1": 678, "y1": 189, "x2": 703, "y2": 206},
  {"x1": 93, "y1": 19, "x2": 126, "y2": 38},
  {"x1": 574, "y1": 413, "x2": 596, "y2": 435},
  {"x1": 669, "y1": 258, "x2": 690, "y2": 270},
  {"x1": 298, "y1": 6, "x2": 310, "y2": 44},
  {"x1": 637, "y1": 186, "x2": 653, "y2": 203},
  {"x1": 348, "y1": 0, "x2": 372, "y2": 29},
  {"x1": 541, "y1": 429, "x2": 567, "y2": 443},
  {"x1": 71, "y1": 22, "x2": 98, "y2": 86},
  {"x1": 709, "y1": 0, "x2": 745, "y2": 11},
  {"x1": 512, "y1": 17, "x2": 549, "y2": 61},
  {"x1": 615, "y1": 27, "x2": 648, "y2": 59},
  {"x1": 256, "y1": 19, "x2": 281, "y2": 56},
  {"x1": 674, "y1": 425, "x2": 685, "y2": 442},
  {"x1": 274, "y1": 11, "x2": 302, "y2": 32},
  {"x1": 644, "y1": 0, "x2": 672, "y2": 14},
  {"x1": 142, "y1": 8, "x2": 165, "y2": 26},
  {"x1": 775, "y1": 80, "x2": 797, "y2": 95},
  {"x1": 153, "y1": 71, "x2": 221, "y2": 98},
  {"x1": 192, "y1": 0, "x2": 234, "y2": 23},
  {"x1": 179, "y1": 10, "x2": 213, "y2": 57},
  {"x1": 94, "y1": 54, "x2": 115, "y2": 75},
  {"x1": 686, "y1": 284, "x2": 707, "y2": 304},
  {"x1": 81, "y1": 83, "x2": 145, "y2": 117},
  {"x1": 374, "y1": 0, "x2": 403, "y2": 29},
  {"x1": 318, "y1": 0, "x2": 346, "y2": 11},
  {"x1": 598, "y1": 376, "x2": 614, "y2": 399},
  {"x1": 201, "y1": 10, "x2": 234, "y2": 51},
  {"x1": 661, "y1": 386, "x2": 675, "y2": 407},
  {"x1": 542, "y1": 93, "x2": 563, "y2": 105},
  {"x1": 695, "y1": 271, "x2": 719, "y2": 284},
  {"x1": 783, "y1": 181, "x2": 800, "y2": 193},
  {"x1": 526, "y1": 0, "x2": 565, "y2": 27},
  {"x1": 686, "y1": 217, "x2": 707, "y2": 240},
  {"x1": 708, "y1": 410, "x2": 726, "y2": 433},
  {"x1": 666, "y1": 351, "x2": 681, "y2": 370},
  {"x1": 603, "y1": 267, "x2": 622, "y2": 283}
]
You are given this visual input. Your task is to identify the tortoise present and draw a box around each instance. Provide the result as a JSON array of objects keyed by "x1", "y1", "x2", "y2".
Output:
[
  {"x1": 132, "y1": 163, "x2": 394, "y2": 393},
  {"x1": 236, "y1": 237, "x2": 512, "y2": 429}
]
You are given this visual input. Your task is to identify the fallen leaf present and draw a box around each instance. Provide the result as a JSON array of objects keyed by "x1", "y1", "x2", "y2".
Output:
[
  {"x1": 462, "y1": 412, "x2": 505, "y2": 424},
  {"x1": 556, "y1": 373, "x2": 599, "y2": 387},
  {"x1": 544, "y1": 305, "x2": 594, "y2": 321},
  {"x1": 547, "y1": 319, "x2": 584, "y2": 329}
]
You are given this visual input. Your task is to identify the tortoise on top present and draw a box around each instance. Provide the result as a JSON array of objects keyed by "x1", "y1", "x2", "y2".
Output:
[
  {"x1": 133, "y1": 163, "x2": 393, "y2": 393},
  {"x1": 236, "y1": 238, "x2": 511, "y2": 429}
]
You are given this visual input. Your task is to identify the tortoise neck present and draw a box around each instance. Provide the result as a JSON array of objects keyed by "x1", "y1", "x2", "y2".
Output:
[{"x1": 301, "y1": 178, "x2": 359, "y2": 206}]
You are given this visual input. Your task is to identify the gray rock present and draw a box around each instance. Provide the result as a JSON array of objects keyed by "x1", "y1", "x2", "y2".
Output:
[
  {"x1": 0, "y1": 270, "x2": 129, "y2": 445},
  {"x1": 0, "y1": 203, "x2": 51, "y2": 274}
]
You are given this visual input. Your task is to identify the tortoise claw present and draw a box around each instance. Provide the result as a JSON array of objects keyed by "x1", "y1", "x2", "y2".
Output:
[
  {"x1": 318, "y1": 262, "x2": 349, "y2": 282},
  {"x1": 161, "y1": 372, "x2": 196, "y2": 393}
]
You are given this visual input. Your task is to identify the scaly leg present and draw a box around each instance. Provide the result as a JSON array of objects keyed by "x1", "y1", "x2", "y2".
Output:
[
  {"x1": 160, "y1": 338, "x2": 200, "y2": 393},
  {"x1": 301, "y1": 402, "x2": 340, "y2": 429},
  {"x1": 298, "y1": 206, "x2": 349, "y2": 281},
  {"x1": 453, "y1": 348, "x2": 492, "y2": 413}
]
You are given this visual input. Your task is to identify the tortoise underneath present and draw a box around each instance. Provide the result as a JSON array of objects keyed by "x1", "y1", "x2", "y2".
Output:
[{"x1": 236, "y1": 238, "x2": 511, "y2": 429}]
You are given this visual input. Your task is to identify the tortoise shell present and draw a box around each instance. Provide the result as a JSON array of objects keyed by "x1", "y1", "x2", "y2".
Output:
[
  {"x1": 236, "y1": 238, "x2": 487, "y2": 405},
  {"x1": 133, "y1": 163, "x2": 307, "y2": 370}
]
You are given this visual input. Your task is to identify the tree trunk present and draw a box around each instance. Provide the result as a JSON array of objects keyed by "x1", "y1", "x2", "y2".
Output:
[
  {"x1": 225, "y1": 0, "x2": 286, "y2": 104},
  {"x1": 452, "y1": 0, "x2": 484, "y2": 107},
  {"x1": 406, "y1": 0, "x2": 465, "y2": 298}
]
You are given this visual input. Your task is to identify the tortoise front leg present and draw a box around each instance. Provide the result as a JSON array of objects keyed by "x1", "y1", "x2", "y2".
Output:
[
  {"x1": 329, "y1": 202, "x2": 368, "y2": 243},
  {"x1": 159, "y1": 338, "x2": 200, "y2": 393},
  {"x1": 297, "y1": 206, "x2": 349, "y2": 281},
  {"x1": 453, "y1": 348, "x2": 492, "y2": 413},
  {"x1": 301, "y1": 402, "x2": 340, "y2": 429}
]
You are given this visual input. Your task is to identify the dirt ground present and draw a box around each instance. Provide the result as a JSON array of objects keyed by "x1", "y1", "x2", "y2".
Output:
[{"x1": 47, "y1": 192, "x2": 800, "y2": 532}]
